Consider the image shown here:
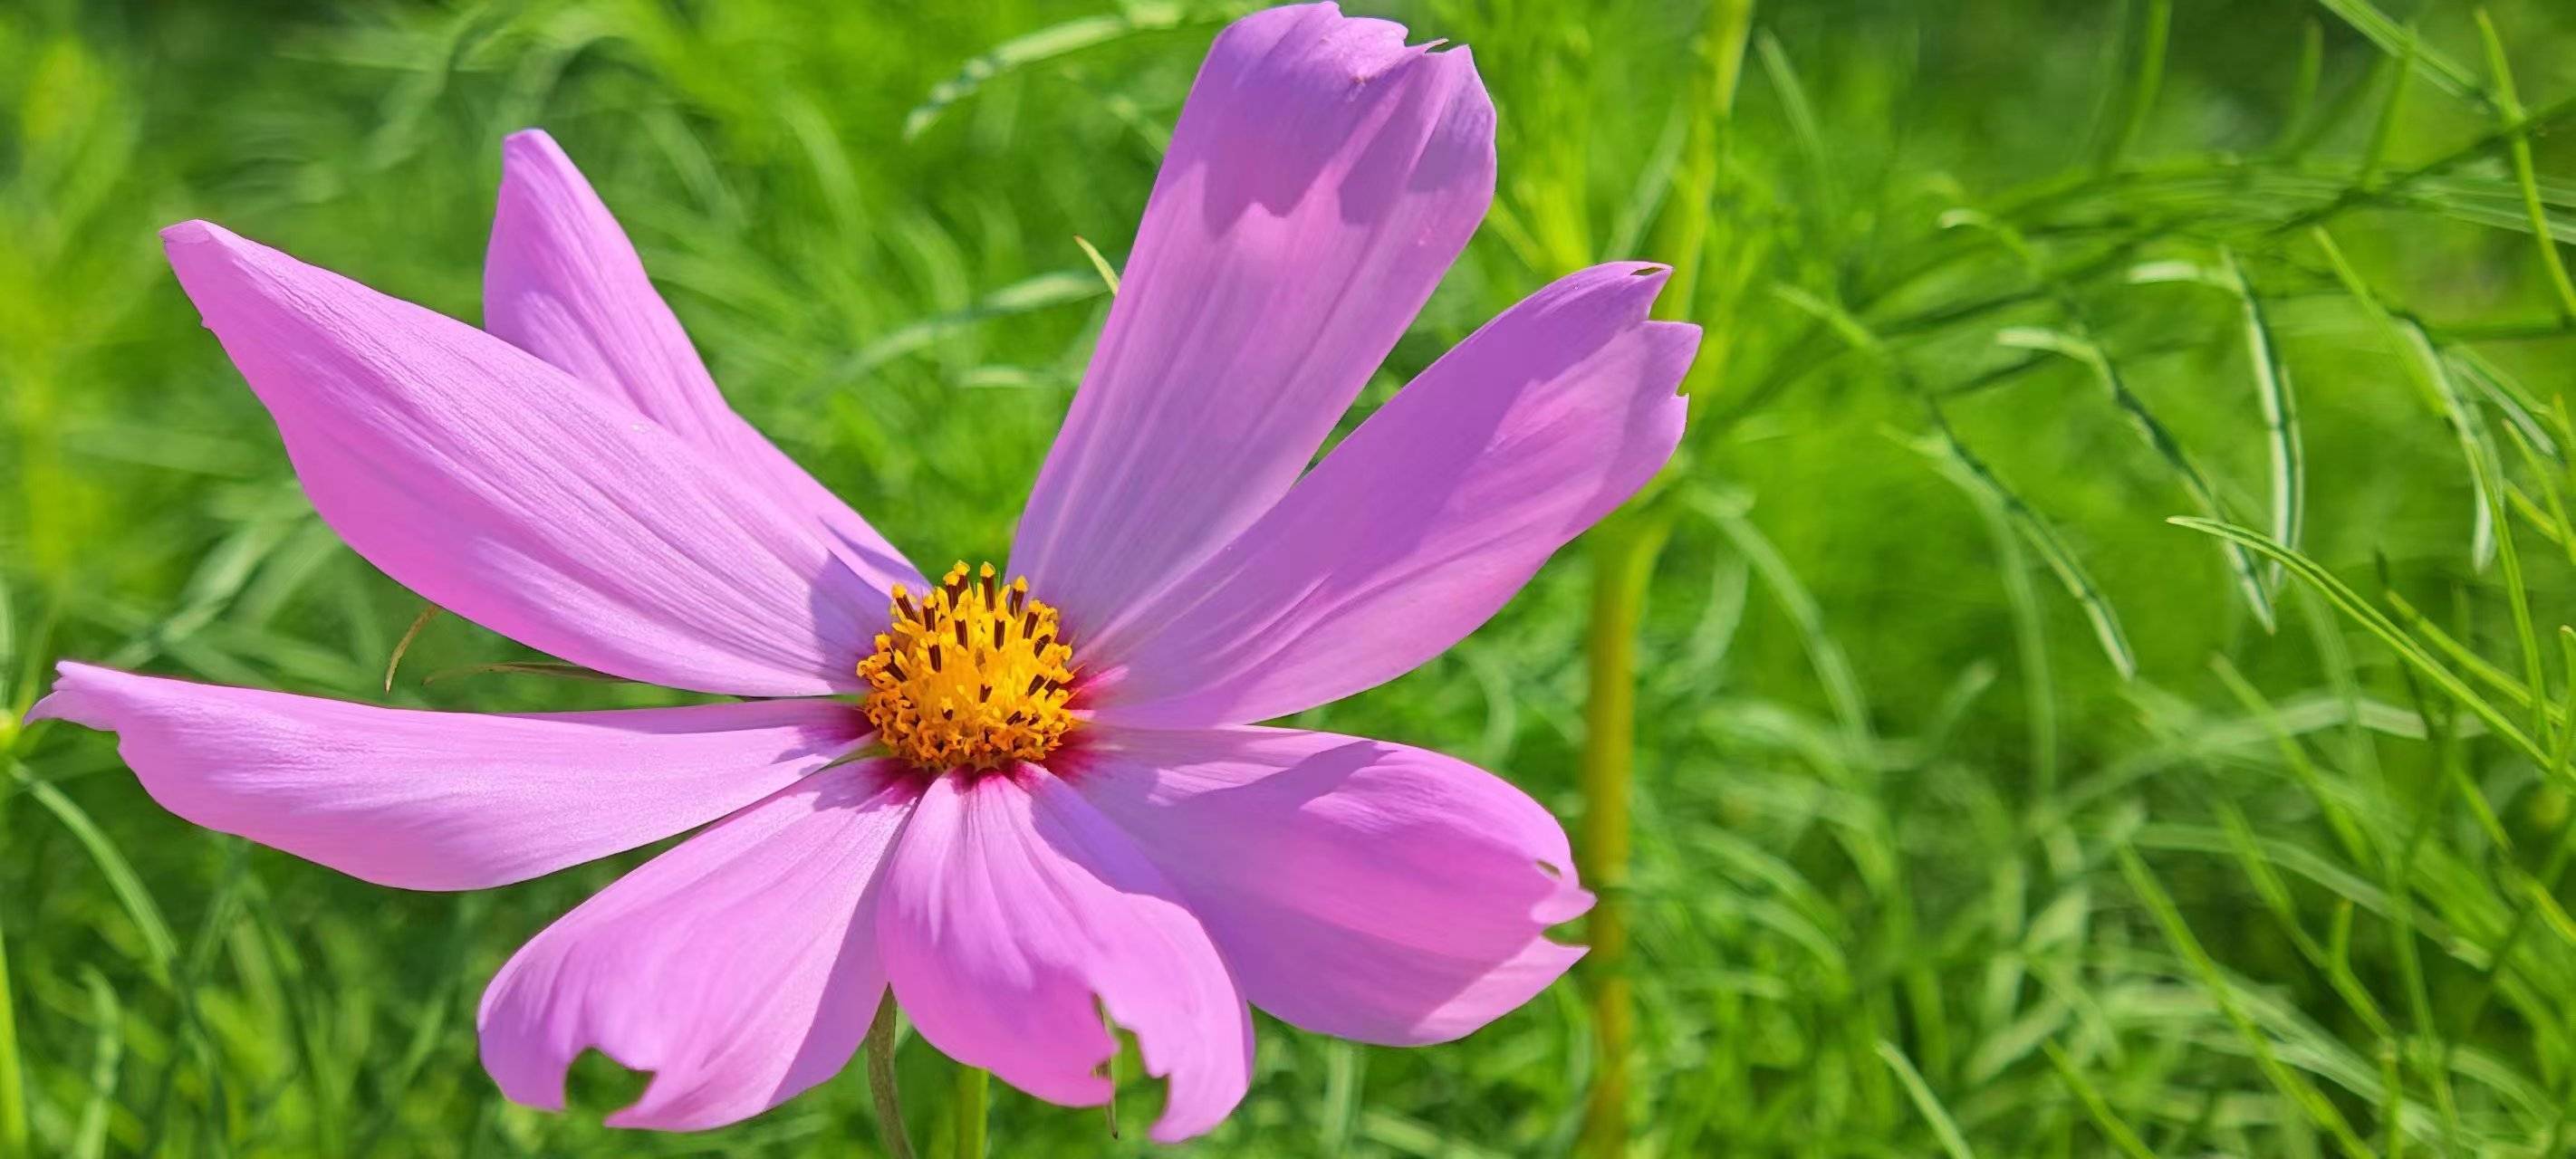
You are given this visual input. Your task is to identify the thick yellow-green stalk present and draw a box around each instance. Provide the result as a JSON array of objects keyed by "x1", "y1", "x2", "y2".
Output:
[
  {"x1": 0, "y1": 902, "x2": 23, "y2": 1158},
  {"x1": 1574, "y1": 511, "x2": 1669, "y2": 1157},
  {"x1": 948, "y1": 1064, "x2": 987, "y2": 1159},
  {"x1": 1576, "y1": 2, "x2": 1754, "y2": 1154}
]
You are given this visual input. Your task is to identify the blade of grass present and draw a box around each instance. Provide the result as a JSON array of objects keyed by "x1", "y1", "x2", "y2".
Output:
[
  {"x1": 2409, "y1": 351, "x2": 2548, "y2": 740},
  {"x1": 2274, "y1": 18, "x2": 2327, "y2": 156},
  {"x1": 1768, "y1": 281, "x2": 2139, "y2": 679},
  {"x1": 1688, "y1": 488, "x2": 1870, "y2": 748},
  {"x1": 1912, "y1": 427, "x2": 2138, "y2": 680},
  {"x1": 2096, "y1": 0, "x2": 2172, "y2": 171},
  {"x1": 2447, "y1": 656, "x2": 2576, "y2": 1114},
  {"x1": 2227, "y1": 251, "x2": 2306, "y2": 594},
  {"x1": 2314, "y1": 0, "x2": 2487, "y2": 110},
  {"x1": 904, "y1": 5, "x2": 1199, "y2": 139},
  {"x1": 2313, "y1": 228, "x2": 2500, "y2": 568},
  {"x1": 2041, "y1": 1041, "x2": 2156, "y2": 1159},
  {"x1": 1072, "y1": 235, "x2": 1120, "y2": 295},
  {"x1": 1754, "y1": 30, "x2": 1834, "y2": 229},
  {"x1": 1966, "y1": 442, "x2": 2060, "y2": 793},
  {"x1": 1995, "y1": 324, "x2": 2275, "y2": 629},
  {"x1": 2206, "y1": 656, "x2": 2371, "y2": 866},
  {"x1": 2474, "y1": 8, "x2": 2576, "y2": 320},
  {"x1": 2373, "y1": 579, "x2": 2472, "y2": 1152},
  {"x1": 2380, "y1": 589, "x2": 2562, "y2": 737},
  {"x1": 1875, "y1": 1040, "x2": 1975, "y2": 1159},
  {"x1": 2496, "y1": 421, "x2": 2576, "y2": 571},
  {"x1": 72, "y1": 968, "x2": 120, "y2": 1159},
  {"x1": 2166, "y1": 518, "x2": 2548, "y2": 766},
  {"x1": 8, "y1": 761, "x2": 177, "y2": 981},
  {"x1": 2118, "y1": 847, "x2": 2376, "y2": 1158}
]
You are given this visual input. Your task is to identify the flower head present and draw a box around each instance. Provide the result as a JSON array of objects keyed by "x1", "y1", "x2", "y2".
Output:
[{"x1": 29, "y1": 2, "x2": 1695, "y2": 1142}]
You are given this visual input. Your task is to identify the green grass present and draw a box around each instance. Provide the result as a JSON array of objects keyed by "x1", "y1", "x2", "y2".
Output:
[{"x1": 10, "y1": 0, "x2": 2576, "y2": 1154}]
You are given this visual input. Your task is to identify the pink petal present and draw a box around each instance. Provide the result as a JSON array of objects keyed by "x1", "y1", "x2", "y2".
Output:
[
  {"x1": 1010, "y1": 2, "x2": 1495, "y2": 634},
  {"x1": 1069, "y1": 724, "x2": 1590, "y2": 1045},
  {"x1": 1083, "y1": 263, "x2": 1695, "y2": 726},
  {"x1": 478, "y1": 761, "x2": 915, "y2": 1131},
  {"x1": 485, "y1": 129, "x2": 918, "y2": 589},
  {"x1": 25, "y1": 661, "x2": 866, "y2": 891},
  {"x1": 162, "y1": 220, "x2": 883, "y2": 697},
  {"x1": 877, "y1": 767, "x2": 1251, "y2": 1143}
]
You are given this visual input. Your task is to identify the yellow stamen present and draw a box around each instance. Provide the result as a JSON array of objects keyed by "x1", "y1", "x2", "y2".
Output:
[{"x1": 858, "y1": 561, "x2": 1076, "y2": 771}]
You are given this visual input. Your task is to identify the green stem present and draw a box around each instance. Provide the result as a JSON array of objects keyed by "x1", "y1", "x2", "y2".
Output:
[
  {"x1": 0, "y1": 900, "x2": 24, "y2": 1159},
  {"x1": 949, "y1": 1065, "x2": 987, "y2": 1159},
  {"x1": 863, "y1": 999, "x2": 917, "y2": 1159},
  {"x1": 2097, "y1": 0, "x2": 2172, "y2": 171},
  {"x1": 1574, "y1": 511, "x2": 1670, "y2": 1158}
]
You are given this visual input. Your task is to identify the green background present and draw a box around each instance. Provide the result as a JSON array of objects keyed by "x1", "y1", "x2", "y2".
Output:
[{"x1": 8, "y1": 0, "x2": 2576, "y2": 1154}]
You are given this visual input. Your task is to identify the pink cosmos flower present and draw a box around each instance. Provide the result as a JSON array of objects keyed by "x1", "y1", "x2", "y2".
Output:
[{"x1": 29, "y1": 2, "x2": 1694, "y2": 1142}]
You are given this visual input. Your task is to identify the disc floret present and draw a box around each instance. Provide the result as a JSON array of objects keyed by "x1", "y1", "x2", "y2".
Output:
[{"x1": 859, "y1": 562, "x2": 1076, "y2": 771}]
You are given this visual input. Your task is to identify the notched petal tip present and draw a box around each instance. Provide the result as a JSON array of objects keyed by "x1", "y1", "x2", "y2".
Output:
[
  {"x1": 1594, "y1": 261, "x2": 1677, "y2": 310},
  {"x1": 1650, "y1": 322, "x2": 1703, "y2": 388},
  {"x1": 1535, "y1": 878, "x2": 1598, "y2": 927},
  {"x1": 879, "y1": 772, "x2": 1249, "y2": 1143},
  {"x1": 20, "y1": 659, "x2": 101, "y2": 727},
  {"x1": 477, "y1": 766, "x2": 911, "y2": 1133}
]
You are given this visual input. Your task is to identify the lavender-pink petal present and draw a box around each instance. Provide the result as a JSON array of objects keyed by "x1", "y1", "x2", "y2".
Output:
[
  {"x1": 477, "y1": 761, "x2": 914, "y2": 1131},
  {"x1": 24, "y1": 661, "x2": 868, "y2": 891},
  {"x1": 1009, "y1": 2, "x2": 1495, "y2": 637},
  {"x1": 1072, "y1": 724, "x2": 1591, "y2": 1045},
  {"x1": 876, "y1": 766, "x2": 1252, "y2": 1143},
  {"x1": 162, "y1": 221, "x2": 886, "y2": 697},
  {"x1": 485, "y1": 129, "x2": 919, "y2": 589},
  {"x1": 1083, "y1": 263, "x2": 1697, "y2": 727}
]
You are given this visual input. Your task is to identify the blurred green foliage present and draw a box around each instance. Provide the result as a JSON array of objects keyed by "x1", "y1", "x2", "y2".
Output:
[{"x1": 9, "y1": 0, "x2": 2576, "y2": 1154}]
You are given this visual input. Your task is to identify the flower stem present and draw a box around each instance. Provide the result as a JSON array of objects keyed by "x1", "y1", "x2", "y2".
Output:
[
  {"x1": 1574, "y1": 510, "x2": 1669, "y2": 1158},
  {"x1": 863, "y1": 998, "x2": 917, "y2": 1159},
  {"x1": 949, "y1": 1065, "x2": 988, "y2": 1159},
  {"x1": 0, "y1": 899, "x2": 24, "y2": 1159}
]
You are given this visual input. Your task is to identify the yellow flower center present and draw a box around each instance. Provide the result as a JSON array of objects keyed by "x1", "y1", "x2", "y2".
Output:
[{"x1": 858, "y1": 561, "x2": 1077, "y2": 771}]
